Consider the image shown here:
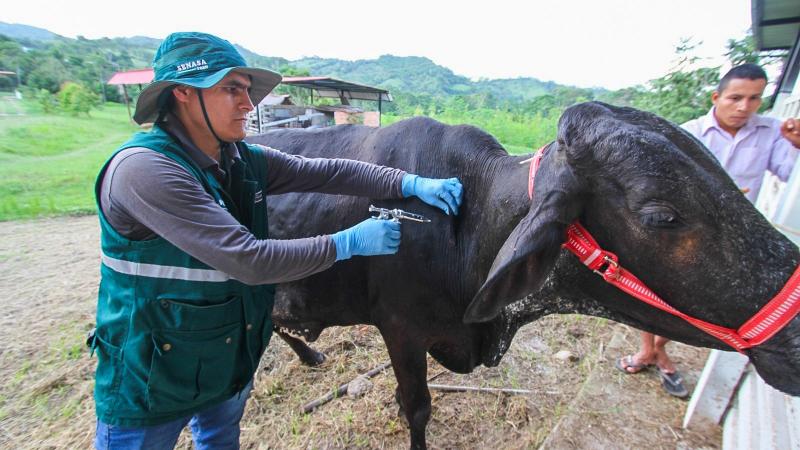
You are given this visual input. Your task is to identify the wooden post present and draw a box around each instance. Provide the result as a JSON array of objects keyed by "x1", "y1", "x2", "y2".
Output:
[
  {"x1": 99, "y1": 72, "x2": 107, "y2": 103},
  {"x1": 122, "y1": 84, "x2": 133, "y2": 123}
]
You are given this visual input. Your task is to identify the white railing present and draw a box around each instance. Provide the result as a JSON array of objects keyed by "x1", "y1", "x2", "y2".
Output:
[{"x1": 774, "y1": 92, "x2": 800, "y2": 119}]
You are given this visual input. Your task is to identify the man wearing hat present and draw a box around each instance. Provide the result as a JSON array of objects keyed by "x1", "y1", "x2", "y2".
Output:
[{"x1": 92, "y1": 32, "x2": 462, "y2": 449}]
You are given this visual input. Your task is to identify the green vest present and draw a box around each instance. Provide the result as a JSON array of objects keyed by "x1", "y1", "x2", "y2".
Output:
[{"x1": 92, "y1": 125, "x2": 275, "y2": 426}]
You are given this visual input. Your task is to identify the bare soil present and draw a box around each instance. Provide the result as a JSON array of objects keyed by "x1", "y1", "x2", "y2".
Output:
[{"x1": 0, "y1": 215, "x2": 720, "y2": 449}]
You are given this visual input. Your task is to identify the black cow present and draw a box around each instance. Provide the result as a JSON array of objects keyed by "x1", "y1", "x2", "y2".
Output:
[{"x1": 247, "y1": 102, "x2": 800, "y2": 449}]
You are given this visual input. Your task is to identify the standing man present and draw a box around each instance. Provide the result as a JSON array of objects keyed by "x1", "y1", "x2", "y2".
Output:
[
  {"x1": 91, "y1": 32, "x2": 462, "y2": 449},
  {"x1": 616, "y1": 63, "x2": 800, "y2": 398}
]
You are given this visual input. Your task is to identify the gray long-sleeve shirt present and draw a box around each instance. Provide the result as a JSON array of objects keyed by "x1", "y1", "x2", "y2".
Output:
[{"x1": 99, "y1": 118, "x2": 406, "y2": 285}]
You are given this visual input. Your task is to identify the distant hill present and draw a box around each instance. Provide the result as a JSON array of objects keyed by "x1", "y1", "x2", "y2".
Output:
[
  {"x1": 234, "y1": 45, "x2": 290, "y2": 72},
  {"x1": 0, "y1": 22, "x2": 60, "y2": 42},
  {"x1": 293, "y1": 55, "x2": 475, "y2": 96},
  {"x1": 291, "y1": 55, "x2": 581, "y2": 101},
  {"x1": 474, "y1": 77, "x2": 560, "y2": 103},
  {"x1": 0, "y1": 22, "x2": 579, "y2": 103},
  {"x1": 123, "y1": 36, "x2": 162, "y2": 48}
]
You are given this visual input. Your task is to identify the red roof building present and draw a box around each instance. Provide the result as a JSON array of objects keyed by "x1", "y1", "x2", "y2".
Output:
[{"x1": 107, "y1": 68, "x2": 154, "y2": 85}]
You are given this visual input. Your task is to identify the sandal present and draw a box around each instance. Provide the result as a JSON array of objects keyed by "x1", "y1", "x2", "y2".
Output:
[
  {"x1": 615, "y1": 355, "x2": 652, "y2": 374},
  {"x1": 658, "y1": 369, "x2": 689, "y2": 398}
]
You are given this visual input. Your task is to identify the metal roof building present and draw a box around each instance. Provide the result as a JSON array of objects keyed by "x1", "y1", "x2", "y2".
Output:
[
  {"x1": 281, "y1": 76, "x2": 393, "y2": 103},
  {"x1": 106, "y1": 68, "x2": 154, "y2": 85},
  {"x1": 106, "y1": 69, "x2": 392, "y2": 127}
]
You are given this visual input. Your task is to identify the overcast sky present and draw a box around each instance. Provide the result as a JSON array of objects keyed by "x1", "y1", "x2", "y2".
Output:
[{"x1": 3, "y1": 0, "x2": 753, "y2": 90}]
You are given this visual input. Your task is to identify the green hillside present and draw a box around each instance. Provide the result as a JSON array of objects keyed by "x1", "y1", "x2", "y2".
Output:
[
  {"x1": 290, "y1": 55, "x2": 588, "y2": 102},
  {"x1": 474, "y1": 77, "x2": 559, "y2": 102},
  {"x1": 0, "y1": 22, "x2": 569, "y2": 104},
  {"x1": 293, "y1": 55, "x2": 476, "y2": 96},
  {"x1": 234, "y1": 45, "x2": 291, "y2": 72}
]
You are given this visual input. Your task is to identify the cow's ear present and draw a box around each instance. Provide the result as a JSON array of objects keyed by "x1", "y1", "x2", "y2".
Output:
[{"x1": 464, "y1": 157, "x2": 582, "y2": 323}]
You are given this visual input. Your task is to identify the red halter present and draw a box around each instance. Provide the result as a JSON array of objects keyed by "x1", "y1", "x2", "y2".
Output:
[{"x1": 528, "y1": 145, "x2": 800, "y2": 352}]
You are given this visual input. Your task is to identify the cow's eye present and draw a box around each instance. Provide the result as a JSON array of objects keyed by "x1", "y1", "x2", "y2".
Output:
[{"x1": 640, "y1": 209, "x2": 683, "y2": 229}]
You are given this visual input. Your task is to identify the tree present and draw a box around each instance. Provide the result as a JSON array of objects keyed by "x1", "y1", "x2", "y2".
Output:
[
  {"x1": 632, "y1": 39, "x2": 719, "y2": 124},
  {"x1": 26, "y1": 56, "x2": 69, "y2": 93},
  {"x1": 0, "y1": 36, "x2": 25, "y2": 75},
  {"x1": 270, "y1": 64, "x2": 314, "y2": 104},
  {"x1": 596, "y1": 86, "x2": 647, "y2": 108},
  {"x1": 522, "y1": 94, "x2": 557, "y2": 117},
  {"x1": 725, "y1": 33, "x2": 760, "y2": 66},
  {"x1": 57, "y1": 82, "x2": 100, "y2": 116},
  {"x1": 631, "y1": 32, "x2": 792, "y2": 124},
  {"x1": 725, "y1": 29, "x2": 787, "y2": 68},
  {"x1": 36, "y1": 89, "x2": 57, "y2": 113},
  {"x1": 520, "y1": 86, "x2": 597, "y2": 119}
]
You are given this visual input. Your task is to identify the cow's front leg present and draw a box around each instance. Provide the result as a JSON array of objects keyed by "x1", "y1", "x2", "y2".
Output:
[
  {"x1": 276, "y1": 329, "x2": 326, "y2": 366},
  {"x1": 381, "y1": 328, "x2": 431, "y2": 450}
]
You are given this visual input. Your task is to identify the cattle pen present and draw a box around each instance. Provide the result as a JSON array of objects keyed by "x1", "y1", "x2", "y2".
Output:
[{"x1": 245, "y1": 76, "x2": 393, "y2": 134}]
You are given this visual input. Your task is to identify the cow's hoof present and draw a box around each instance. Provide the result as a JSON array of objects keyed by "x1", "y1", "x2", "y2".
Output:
[{"x1": 298, "y1": 349, "x2": 326, "y2": 367}]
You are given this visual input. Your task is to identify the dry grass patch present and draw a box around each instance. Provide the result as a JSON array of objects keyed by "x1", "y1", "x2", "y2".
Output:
[{"x1": 1, "y1": 216, "x2": 717, "y2": 450}]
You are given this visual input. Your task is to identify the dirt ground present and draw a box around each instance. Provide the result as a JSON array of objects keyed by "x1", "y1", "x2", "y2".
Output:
[{"x1": 0, "y1": 215, "x2": 721, "y2": 449}]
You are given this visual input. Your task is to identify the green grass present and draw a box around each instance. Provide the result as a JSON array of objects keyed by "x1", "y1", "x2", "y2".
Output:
[
  {"x1": 0, "y1": 96, "x2": 552, "y2": 222},
  {"x1": 383, "y1": 109, "x2": 557, "y2": 155},
  {"x1": 0, "y1": 98, "x2": 138, "y2": 221},
  {"x1": 0, "y1": 93, "x2": 26, "y2": 115}
]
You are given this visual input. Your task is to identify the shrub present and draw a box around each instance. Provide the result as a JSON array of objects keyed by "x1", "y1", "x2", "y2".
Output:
[
  {"x1": 57, "y1": 82, "x2": 100, "y2": 116},
  {"x1": 36, "y1": 89, "x2": 57, "y2": 113}
]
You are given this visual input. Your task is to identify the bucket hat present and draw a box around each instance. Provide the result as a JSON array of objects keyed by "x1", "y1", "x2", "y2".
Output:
[{"x1": 133, "y1": 32, "x2": 282, "y2": 124}]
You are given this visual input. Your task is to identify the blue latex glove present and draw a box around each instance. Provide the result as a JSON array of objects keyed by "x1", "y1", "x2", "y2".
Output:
[
  {"x1": 331, "y1": 218, "x2": 402, "y2": 261},
  {"x1": 402, "y1": 174, "x2": 463, "y2": 215}
]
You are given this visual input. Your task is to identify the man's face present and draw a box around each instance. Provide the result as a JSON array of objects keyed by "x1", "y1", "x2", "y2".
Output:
[
  {"x1": 196, "y1": 71, "x2": 254, "y2": 142},
  {"x1": 712, "y1": 77, "x2": 767, "y2": 132}
]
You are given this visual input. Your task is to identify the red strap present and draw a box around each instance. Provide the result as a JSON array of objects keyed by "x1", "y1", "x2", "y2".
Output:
[
  {"x1": 528, "y1": 145, "x2": 800, "y2": 351},
  {"x1": 527, "y1": 148, "x2": 545, "y2": 199},
  {"x1": 737, "y1": 266, "x2": 800, "y2": 345},
  {"x1": 563, "y1": 223, "x2": 800, "y2": 352}
]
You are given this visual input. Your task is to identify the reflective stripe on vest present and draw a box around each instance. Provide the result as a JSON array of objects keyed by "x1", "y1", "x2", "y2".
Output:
[{"x1": 101, "y1": 253, "x2": 232, "y2": 283}]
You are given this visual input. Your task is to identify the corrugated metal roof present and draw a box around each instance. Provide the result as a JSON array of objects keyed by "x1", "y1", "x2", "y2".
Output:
[
  {"x1": 107, "y1": 68, "x2": 155, "y2": 85},
  {"x1": 258, "y1": 94, "x2": 293, "y2": 106},
  {"x1": 752, "y1": 0, "x2": 800, "y2": 50},
  {"x1": 281, "y1": 76, "x2": 393, "y2": 102}
]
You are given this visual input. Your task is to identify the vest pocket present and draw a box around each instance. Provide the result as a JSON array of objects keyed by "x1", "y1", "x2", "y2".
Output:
[
  {"x1": 146, "y1": 323, "x2": 242, "y2": 413},
  {"x1": 153, "y1": 295, "x2": 242, "y2": 330},
  {"x1": 92, "y1": 329, "x2": 122, "y2": 401}
]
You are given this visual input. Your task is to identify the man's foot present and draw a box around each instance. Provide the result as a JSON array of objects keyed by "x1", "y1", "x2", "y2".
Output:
[
  {"x1": 653, "y1": 351, "x2": 678, "y2": 374},
  {"x1": 615, "y1": 354, "x2": 653, "y2": 374},
  {"x1": 658, "y1": 369, "x2": 689, "y2": 398}
]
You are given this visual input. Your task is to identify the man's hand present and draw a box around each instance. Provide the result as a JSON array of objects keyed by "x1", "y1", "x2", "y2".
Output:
[
  {"x1": 331, "y1": 218, "x2": 401, "y2": 261},
  {"x1": 781, "y1": 118, "x2": 800, "y2": 149},
  {"x1": 402, "y1": 174, "x2": 463, "y2": 215}
]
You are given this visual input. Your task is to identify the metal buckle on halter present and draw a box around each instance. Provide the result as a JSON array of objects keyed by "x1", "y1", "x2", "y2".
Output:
[{"x1": 593, "y1": 255, "x2": 619, "y2": 280}]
